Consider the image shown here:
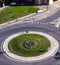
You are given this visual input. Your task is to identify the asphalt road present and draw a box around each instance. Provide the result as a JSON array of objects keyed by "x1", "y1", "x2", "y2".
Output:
[{"x1": 0, "y1": 8, "x2": 60, "y2": 65}]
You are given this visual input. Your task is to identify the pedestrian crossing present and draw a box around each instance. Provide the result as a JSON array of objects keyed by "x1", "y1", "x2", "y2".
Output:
[
  {"x1": 30, "y1": 22, "x2": 49, "y2": 25},
  {"x1": 29, "y1": 21, "x2": 60, "y2": 28}
]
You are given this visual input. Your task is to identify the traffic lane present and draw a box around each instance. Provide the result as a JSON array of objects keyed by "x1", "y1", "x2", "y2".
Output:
[{"x1": 0, "y1": 23, "x2": 60, "y2": 45}]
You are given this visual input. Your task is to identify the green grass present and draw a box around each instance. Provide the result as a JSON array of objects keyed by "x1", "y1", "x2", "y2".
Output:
[
  {"x1": 0, "y1": 6, "x2": 39, "y2": 24},
  {"x1": 8, "y1": 34, "x2": 51, "y2": 57}
]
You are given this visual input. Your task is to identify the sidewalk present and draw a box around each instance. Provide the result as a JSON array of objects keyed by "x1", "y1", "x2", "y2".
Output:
[{"x1": 35, "y1": 0, "x2": 60, "y2": 11}]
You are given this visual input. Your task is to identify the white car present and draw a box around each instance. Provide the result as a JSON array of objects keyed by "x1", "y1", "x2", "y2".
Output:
[{"x1": 10, "y1": 2, "x2": 17, "y2": 6}]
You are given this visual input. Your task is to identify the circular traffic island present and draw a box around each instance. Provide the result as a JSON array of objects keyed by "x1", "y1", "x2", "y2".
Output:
[
  {"x1": 8, "y1": 34, "x2": 51, "y2": 57},
  {"x1": 3, "y1": 31, "x2": 59, "y2": 62}
]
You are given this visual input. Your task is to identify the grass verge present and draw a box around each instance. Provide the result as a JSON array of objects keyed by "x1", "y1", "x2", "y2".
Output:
[
  {"x1": 0, "y1": 6, "x2": 39, "y2": 24},
  {"x1": 8, "y1": 34, "x2": 51, "y2": 57}
]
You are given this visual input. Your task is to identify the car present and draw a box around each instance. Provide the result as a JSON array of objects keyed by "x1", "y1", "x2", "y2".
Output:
[
  {"x1": 54, "y1": 56, "x2": 60, "y2": 60},
  {"x1": 55, "y1": 52, "x2": 60, "y2": 56},
  {"x1": 54, "y1": 52, "x2": 60, "y2": 60},
  {"x1": 10, "y1": 2, "x2": 17, "y2": 6}
]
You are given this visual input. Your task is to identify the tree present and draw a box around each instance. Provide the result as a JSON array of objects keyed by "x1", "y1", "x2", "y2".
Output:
[{"x1": 0, "y1": 0, "x2": 3, "y2": 7}]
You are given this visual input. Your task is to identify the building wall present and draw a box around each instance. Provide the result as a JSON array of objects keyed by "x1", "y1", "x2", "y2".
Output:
[
  {"x1": 5, "y1": 0, "x2": 58, "y2": 5},
  {"x1": 49, "y1": 0, "x2": 53, "y2": 4},
  {"x1": 35, "y1": 0, "x2": 58, "y2": 5}
]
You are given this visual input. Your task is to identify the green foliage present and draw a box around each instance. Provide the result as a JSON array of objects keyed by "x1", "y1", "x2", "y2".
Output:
[{"x1": 0, "y1": 0, "x2": 3, "y2": 2}]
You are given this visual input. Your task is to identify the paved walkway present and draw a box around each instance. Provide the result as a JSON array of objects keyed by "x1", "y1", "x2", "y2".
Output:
[{"x1": 49, "y1": 18, "x2": 60, "y2": 27}]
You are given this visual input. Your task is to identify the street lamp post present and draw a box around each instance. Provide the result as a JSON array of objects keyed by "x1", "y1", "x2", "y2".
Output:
[{"x1": 47, "y1": 4, "x2": 49, "y2": 11}]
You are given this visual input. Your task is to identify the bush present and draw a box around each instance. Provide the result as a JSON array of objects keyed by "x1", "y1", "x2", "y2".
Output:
[{"x1": 0, "y1": 1, "x2": 3, "y2": 7}]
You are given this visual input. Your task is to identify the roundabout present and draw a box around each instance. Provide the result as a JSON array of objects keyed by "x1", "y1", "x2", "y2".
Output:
[
  {"x1": 8, "y1": 32, "x2": 51, "y2": 57},
  {"x1": 3, "y1": 31, "x2": 59, "y2": 62}
]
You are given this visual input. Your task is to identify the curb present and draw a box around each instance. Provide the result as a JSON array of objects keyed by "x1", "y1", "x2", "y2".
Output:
[
  {"x1": 3, "y1": 31, "x2": 59, "y2": 62},
  {"x1": 0, "y1": 9, "x2": 44, "y2": 29}
]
